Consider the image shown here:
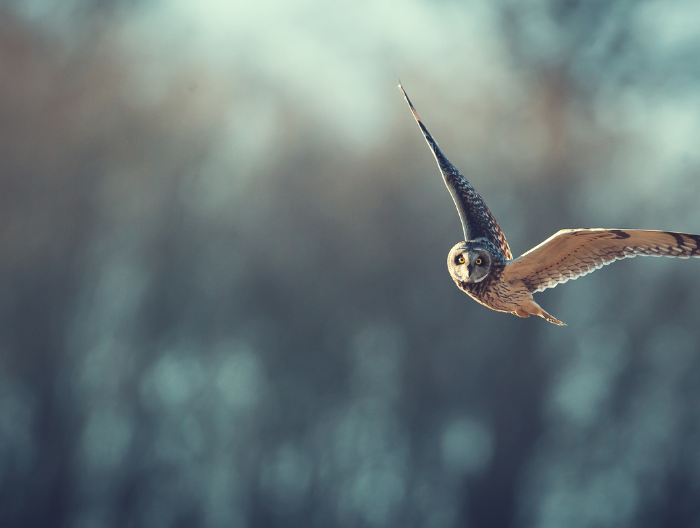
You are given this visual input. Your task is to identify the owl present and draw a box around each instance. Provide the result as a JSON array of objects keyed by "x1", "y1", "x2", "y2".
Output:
[{"x1": 399, "y1": 84, "x2": 700, "y2": 325}]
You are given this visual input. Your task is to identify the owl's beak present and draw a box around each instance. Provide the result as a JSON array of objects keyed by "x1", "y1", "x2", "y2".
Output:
[{"x1": 466, "y1": 263, "x2": 474, "y2": 278}]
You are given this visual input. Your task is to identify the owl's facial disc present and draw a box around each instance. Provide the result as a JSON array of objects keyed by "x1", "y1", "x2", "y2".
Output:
[
  {"x1": 448, "y1": 244, "x2": 491, "y2": 283},
  {"x1": 466, "y1": 250, "x2": 491, "y2": 282}
]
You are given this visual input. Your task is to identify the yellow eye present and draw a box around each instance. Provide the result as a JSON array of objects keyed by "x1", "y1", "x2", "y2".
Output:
[
  {"x1": 475, "y1": 258, "x2": 483, "y2": 266},
  {"x1": 458, "y1": 256, "x2": 465, "y2": 264}
]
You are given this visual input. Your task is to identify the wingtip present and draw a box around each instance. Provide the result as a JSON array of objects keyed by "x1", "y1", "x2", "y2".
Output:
[
  {"x1": 397, "y1": 83, "x2": 423, "y2": 126},
  {"x1": 398, "y1": 83, "x2": 459, "y2": 182}
]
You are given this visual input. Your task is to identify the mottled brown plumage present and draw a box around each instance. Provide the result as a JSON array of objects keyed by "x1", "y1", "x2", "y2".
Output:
[{"x1": 400, "y1": 84, "x2": 700, "y2": 325}]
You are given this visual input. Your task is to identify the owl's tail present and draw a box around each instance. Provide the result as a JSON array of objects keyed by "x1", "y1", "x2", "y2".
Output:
[
  {"x1": 539, "y1": 309, "x2": 566, "y2": 326},
  {"x1": 516, "y1": 300, "x2": 567, "y2": 326}
]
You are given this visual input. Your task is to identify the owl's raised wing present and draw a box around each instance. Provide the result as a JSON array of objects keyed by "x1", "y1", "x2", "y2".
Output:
[
  {"x1": 504, "y1": 229, "x2": 700, "y2": 293},
  {"x1": 399, "y1": 84, "x2": 512, "y2": 260}
]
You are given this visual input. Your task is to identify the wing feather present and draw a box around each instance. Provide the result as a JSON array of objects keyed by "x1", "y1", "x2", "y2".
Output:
[
  {"x1": 503, "y1": 229, "x2": 700, "y2": 293},
  {"x1": 399, "y1": 84, "x2": 512, "y2": 260}
]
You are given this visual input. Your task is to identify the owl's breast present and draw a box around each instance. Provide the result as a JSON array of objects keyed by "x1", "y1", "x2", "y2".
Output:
[{"x1": 457, "y1": 264, "x2": 529, "y2": 313}]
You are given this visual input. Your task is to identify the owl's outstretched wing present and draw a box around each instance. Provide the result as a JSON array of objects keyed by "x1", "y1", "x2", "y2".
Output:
[
  {"x1": 504, "y1": 229, "x2": 700, "y2": 293},
  {"x1": 399, "y1": 84, "x2": 512, "y2": 260}
]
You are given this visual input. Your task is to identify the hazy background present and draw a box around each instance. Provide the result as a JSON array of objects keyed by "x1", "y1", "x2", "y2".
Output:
[{"x1": 2, "y1": 1, "x2": 700, "y2": 527}]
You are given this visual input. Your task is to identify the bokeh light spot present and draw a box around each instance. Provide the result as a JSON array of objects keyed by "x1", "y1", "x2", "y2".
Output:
[
  {"x1": 81, "y1": 407, "x2": 133, "y2": 469},
  {"x1": 440, "y1": 417, "x2": 493, "y2": 474},
  {"x1": 215, "y1": 344, "x2": 263, "y2": 410},
  {"x1": 152, "y1": 354, "x2": 204, "y2": 407}
]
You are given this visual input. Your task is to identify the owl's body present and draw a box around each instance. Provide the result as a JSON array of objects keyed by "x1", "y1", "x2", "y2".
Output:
[
  {"x1": 399, "y1": 84, "x2": 700, "y2": 325},
  {"x1": 447, "y1": 239, "x2": 565, "y2": 325}
]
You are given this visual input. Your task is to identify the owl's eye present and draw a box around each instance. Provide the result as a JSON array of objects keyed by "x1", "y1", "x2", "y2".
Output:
[
  {"x1": 475, "y1": 257, "x2": 483, "y2": 266},
  {"x1": 457, "y1": 256, "x2": 465, "y2": 264}
]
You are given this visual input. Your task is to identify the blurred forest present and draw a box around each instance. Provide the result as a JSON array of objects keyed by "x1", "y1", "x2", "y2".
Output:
[{"x1": 2, "y1": 1, "x2": 700, "y2": 527}]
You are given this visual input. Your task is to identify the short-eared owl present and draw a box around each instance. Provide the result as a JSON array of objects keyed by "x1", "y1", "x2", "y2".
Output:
[{"x1": 399, "y1": 84, "x2": 700, "y2": 326}]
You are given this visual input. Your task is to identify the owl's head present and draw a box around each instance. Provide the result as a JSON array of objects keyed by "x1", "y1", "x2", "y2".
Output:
[{"x1": 447, "y1": 242, "x2": 493, "y2": 283}]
